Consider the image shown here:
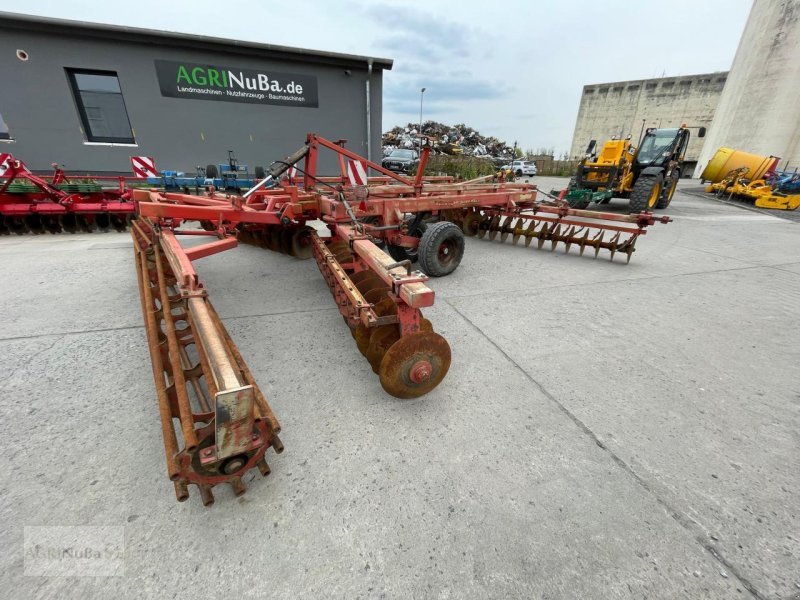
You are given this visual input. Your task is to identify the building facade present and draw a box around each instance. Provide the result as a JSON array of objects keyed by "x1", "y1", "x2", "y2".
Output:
[
  {"x1": 569, "y1": 73, "x2": 728, "y2": 175},
  {"x1": 695, "y1": 0, "x2": 800, "y2": 176},
  {"x1": 0, "y1": 12, "x2": 391, "y2": 174}
]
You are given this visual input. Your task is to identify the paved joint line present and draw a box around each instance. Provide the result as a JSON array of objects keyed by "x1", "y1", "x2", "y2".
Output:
[
  {"x1": 0, "y1": 306, "x2": 339, "y2": 343},
  {"x1": 0, "y1": 334, "x2": 64, "y2": 385},
  {"x1": 0, "y1": 325, "x2": 143, "y2": 343},
  {"x1": 444, "y1": 263, "x2": 764, "y2": 302},
  {"x1": 445, "y1": 299, "x2": 764, "y2": 600}
]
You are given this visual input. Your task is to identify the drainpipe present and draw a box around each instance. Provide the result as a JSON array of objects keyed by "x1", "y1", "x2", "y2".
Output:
[{"x1": 366, "y1": 58, "x2": 373, "y2": 163}]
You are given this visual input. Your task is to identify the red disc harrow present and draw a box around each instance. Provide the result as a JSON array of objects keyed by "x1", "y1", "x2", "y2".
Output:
[{"x1": 131, "y1": 133, "x2": 672, "y2": 504}]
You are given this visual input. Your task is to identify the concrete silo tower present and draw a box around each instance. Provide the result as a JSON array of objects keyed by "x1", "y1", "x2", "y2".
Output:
[{"x1": 695, "y1": 0, "x2": 800, "y2": 176}]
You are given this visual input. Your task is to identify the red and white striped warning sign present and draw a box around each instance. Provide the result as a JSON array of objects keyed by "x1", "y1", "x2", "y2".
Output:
[
  {"x1": 0, "y1": 152, "x2": 13, "y2": 176},
  {"x1": 130, "y1": 156, "x2": 158, "y2": 178},
  {"x1": 286, "y1": 166, "x2": 299, "y2": 184},
  {"x1": 346, "y1": 159, "x2": 368, "y2": 186}
]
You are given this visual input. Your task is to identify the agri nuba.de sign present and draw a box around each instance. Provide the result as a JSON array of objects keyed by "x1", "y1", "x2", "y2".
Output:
[{"x1": 154, "y1": 60, "x2": 319, "y2": 108}]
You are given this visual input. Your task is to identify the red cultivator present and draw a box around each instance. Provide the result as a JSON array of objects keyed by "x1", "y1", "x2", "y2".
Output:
[
  {"x1": 0, "y1": 154, "x2": 135, "y2": 234},
  {"x1": 132, "y1": 133, "x2": 672, "y2": 504}
]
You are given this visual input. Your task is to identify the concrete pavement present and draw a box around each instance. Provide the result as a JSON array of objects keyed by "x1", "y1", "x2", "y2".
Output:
[{"x1": 0, "y1": 179, "x2": 797, "y2": 599}]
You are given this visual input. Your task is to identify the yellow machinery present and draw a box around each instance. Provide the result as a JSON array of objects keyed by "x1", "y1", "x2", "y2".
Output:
[
  {"x1": 706, "y1": 168, "x2": 800, "y2": 210},
  {"x1": 700, "y1": 147, "x2": 778, "y2": 183},
  {"x1": 566, "y1": 126, "x2": 698, "y2": 212},
  {"x1": 703, "y1": 147, "x2": 800, "y2": 211}
]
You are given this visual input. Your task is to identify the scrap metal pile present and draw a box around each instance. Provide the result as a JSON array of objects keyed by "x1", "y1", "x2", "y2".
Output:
[
  {"x1": 382, "y1": 121, "x2": 515, "y2": 158},
  {"x1": 131, "y1": 133, "x2": 671, "y2": 505},
  {"x1": 0, "y1": 153, "x2": 135, "y2": 234}
]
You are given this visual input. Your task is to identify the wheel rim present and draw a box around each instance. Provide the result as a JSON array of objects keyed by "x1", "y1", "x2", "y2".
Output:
[
  {"x1": 437, "y1": 238, "x2": 458, "y2": 267},
  {"x1": 668, "y1": 178, "x2": 678, "y2": 200},
  {"x1": 647, "y1": 182, "x2": 662, "y2": 208}
]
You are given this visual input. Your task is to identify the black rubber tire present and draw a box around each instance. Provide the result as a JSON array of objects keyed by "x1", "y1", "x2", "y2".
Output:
[
  {"x1": 516, "y1": 169, "x2": 523, "y2": 177},
  {"x1": 417, "y1": 221, "x2": 465, "y2": 277},
  {"x1": 629, "y1": 174, "x2": 663, "y2": 213},
  {"x1": 387, "y1": 243, "x2": 418, "y2": 263},
  {"x1": 254, "y1": 166, "x2": 266, "y2": 179},
  {"x1": 205, "y1": 164, "x2": 219, "y2": 178},
  {"x1": 656, "y1": 172, "x2": 679, "y2": 209}
]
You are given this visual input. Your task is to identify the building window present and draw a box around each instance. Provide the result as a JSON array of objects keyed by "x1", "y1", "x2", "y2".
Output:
[{"x1": 66, "y1": 69, "x2": 134, "y2": 143}]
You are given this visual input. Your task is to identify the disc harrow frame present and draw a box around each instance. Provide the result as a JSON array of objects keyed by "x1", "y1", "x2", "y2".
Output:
[
  {"x1": 0, "y1": 155, "x2": 136, "y2": 234},
  {"x1": 132, "y1": 218, "x2": 282, "y2": 505},
  {"x1": 131, "y1": 133, "x2": 672, "y2": 504}
]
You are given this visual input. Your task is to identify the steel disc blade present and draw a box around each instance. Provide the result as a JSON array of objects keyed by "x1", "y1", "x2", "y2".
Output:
[
  {"x1": 461, "y1": 211, "x2": 480, "y2": 237},
  {"x1": 476, "y1": 214, "x2": 492, "y2": 239},
  {"x1": 363, "y1": 287, "x2": 390, "y2": 305},
  {"x1": 499, "y1": 216, "x2": 515, "y2": 242},
  {"x1": 378, "y1": 332, "x2": 451, "y2": 399},
  {"x1": 524, "y1": 219, "x2": 538, "y2": 247},
  {"x1": 354, "y1": 322, "x2": 372, "y2": 356},
  {"x1": 374, "y1": 297, "x2": 397, "y2": 316},
  {"x1": 95, "y1": 213, "x2": 111, "y2": 231},
  {"x1": 358, "y1": 278, "x2": 387, "y2": 297},
  {"x1": 350, "y1": 270, "x2": 376, "y2": 287},
  {"x1": 366, "y1": 325, "x2": 401, "y2": 374},
  {"x1": 487, "y1": 215, "x2": 501, "y2": 241},
  {"x1": 290, "y1": 227, "x2": 313, "y2": 259}
]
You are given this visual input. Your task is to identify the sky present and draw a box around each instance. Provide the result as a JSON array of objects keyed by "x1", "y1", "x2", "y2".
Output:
[{"x1": 10, "y1": 0, "x2": 752, "y2": 154}]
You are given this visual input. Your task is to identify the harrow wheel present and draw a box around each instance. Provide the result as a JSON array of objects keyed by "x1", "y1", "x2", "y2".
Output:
[
  {"x1": 379, "y1": 332, "x2": 451, "y2": 399},
  {"x1": 417, "y1": 221, "x2": 465, "y2": 277}
]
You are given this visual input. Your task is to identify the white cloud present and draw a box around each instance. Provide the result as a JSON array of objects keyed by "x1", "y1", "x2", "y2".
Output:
[{"x1": 14, "y1": 0, "x2": 751, "y2": 152}]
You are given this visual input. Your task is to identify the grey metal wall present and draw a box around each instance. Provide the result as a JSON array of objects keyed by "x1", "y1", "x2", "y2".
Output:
[{"x1": 0, "y1": 28, "x2": 384, "y2": 174}]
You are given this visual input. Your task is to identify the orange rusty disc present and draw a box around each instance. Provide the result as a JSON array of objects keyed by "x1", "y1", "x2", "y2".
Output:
[
  {"x1": 363, "y1": 287, "x2": 390, "y2": 305},
  {"x1": 378, "y1": 332, "x2": 451, "y2": 399},
  {"x1": 462, "y1": 211, "x2": 480, "y2": 237},
  {"x1": 350, "y1": 270, "x2": 378, "y2": 287},
  {"x1": 290, "y1": 227, "x2": 313, "y2": 260},
  {"x1": 366, "y1": 325, "x2": 400, "y2": 374},
  {"x1": 374, "y1": 297, "x2": 397, "y2": 316},
  {"x1": 354, "y1": 322, "x2": 371, "y2": 355},
  {"x1": 356, "y1": 278, "x2": 386, "y2": 297}
]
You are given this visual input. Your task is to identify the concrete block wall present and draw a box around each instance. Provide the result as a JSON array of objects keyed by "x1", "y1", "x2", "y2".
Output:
[{"x1": 569, "y1": 73, "x2": 728, "y2": 172}]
